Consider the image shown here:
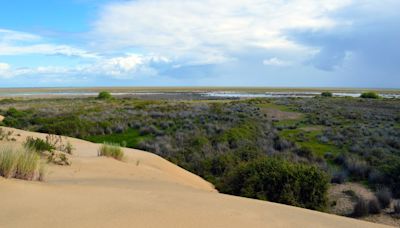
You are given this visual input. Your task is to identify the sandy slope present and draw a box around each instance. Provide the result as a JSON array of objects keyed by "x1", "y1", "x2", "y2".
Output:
[{"x1": 0, "y1": 126, "x2": 391, "y2": 228}]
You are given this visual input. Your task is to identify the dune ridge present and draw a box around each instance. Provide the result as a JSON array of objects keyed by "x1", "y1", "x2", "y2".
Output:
[{"x1": 0, "y1": 126, "x2": 391, "y2": 228}]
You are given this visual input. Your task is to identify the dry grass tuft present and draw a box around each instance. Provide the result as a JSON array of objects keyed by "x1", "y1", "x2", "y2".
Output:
[
  {"x1": 98, "y1": 142, "x2": 124, "y2": 161},
  {"x1": 0, "y1": 144, "x2": 42, "y2": 181}
]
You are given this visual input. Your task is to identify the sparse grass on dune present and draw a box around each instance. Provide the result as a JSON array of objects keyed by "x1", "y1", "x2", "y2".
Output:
[
  {"x1": 98, "y1": 142, "x2": 124, "y2": 161},
  {"x1": 0, "y1": 145, "x2": 41, "y2": 180}
]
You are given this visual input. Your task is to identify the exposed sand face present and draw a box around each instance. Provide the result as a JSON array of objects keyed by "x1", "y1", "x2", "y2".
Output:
[
  {"x1": 0, "y1": 115, "x2": 4, "y2": 122},
  {"x1": 0, "y1": 127, "x2": 391, "y2": 228}
]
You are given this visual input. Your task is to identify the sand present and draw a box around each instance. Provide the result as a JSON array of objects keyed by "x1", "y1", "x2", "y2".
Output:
[{"x1": 0, "y1": 126, "x2": 391, "y2": 228}]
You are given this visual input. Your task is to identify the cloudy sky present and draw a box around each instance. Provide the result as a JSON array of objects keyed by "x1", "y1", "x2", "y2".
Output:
[{"x1": 0, "y1": 0, "x2": 399, "y2": 88}]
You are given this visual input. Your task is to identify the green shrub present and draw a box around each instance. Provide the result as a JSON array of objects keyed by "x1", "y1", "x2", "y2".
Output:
[
  {"x1": 98, "y1": 142, "x2": 124, "y2": 160},
  {"x1": 0, "y1": 145, "x2": 41, "y2": 180},
  {"x1": 97, "y1": 91, "x2": 112, "y2": 100},
  {"x1": 24, "y1": 136, "x2": 55, "y2": 153},
  {"x1": 220, "y1": 157, "x2": 329, "y2": 210},
  {"x1": 360, "y1": 92, "x2": 379, "y2": 99},
  {"x1": 321, "y1": 92, "x2": 333, "y2": 97}
]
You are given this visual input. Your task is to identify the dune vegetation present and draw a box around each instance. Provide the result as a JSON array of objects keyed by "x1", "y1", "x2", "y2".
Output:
[
  {"x1": 0, "y1": 145, "x2": 41, "y2": 181},
  {"x1": 0, "y1": 94, "x2": 399, "y2": 216},
  {"x1": 98, "y1": 142, "x2": 124, "y2": 160}
]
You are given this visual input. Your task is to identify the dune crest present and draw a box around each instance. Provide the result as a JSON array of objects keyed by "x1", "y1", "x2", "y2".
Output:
[{"x1": 0, "y1": 127, "x2": 390, "y2": 228}]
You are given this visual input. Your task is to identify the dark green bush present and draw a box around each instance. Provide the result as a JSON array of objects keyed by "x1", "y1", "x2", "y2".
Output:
[
  {"x1": 321, "y1": 92, "x2": 333, "y2": 97},
  {"x1": 97, "y1": 91, "x2": 112, "y2": 99},
  {"x1": 368, "y1": 197, "x2": 381, "y2": 214},
  {"x1": 394, "y1": 200, "x2": 400, "y2": 214},
  {"x1": 380, "y1": 161, "x2": 400, "y2": 198},
  {"x1": 360, "y1": 92, "x2": 379, "y2": 99},
  {"x1": 353, "y1": 197, "x2": 369, "y2": 217},
  {"x1": 219, "y1": 157, "x2": 329, "y2": 210},
  {"x1": 375, "y1": 188, "x2": 392, "y2": 208}
]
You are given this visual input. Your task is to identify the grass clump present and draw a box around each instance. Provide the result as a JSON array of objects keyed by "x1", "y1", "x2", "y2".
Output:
[
  {"x1": 360, "y1": 92, "x2": 379, "y2": 99},
  {"x1": 0, "y1": 145, "x2": 41, "y2": 180},
  {"x1": 98, "y1": 142, "x2": 124, "y2": 160},
  {"x1": 97, "y1": 91, "x2": 113, "y2": 100},
  {"x1": 24, "y1": 136, "x2": 55, "y2": 153}
]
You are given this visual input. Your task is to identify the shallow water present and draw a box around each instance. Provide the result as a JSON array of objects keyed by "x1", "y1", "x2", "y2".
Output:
[
  {"x1": 0, "y1": 91, "x2": 399, "y2": 99},
  {"x1": 203, "y1": 92, "x2": 400, "y2": 99}
]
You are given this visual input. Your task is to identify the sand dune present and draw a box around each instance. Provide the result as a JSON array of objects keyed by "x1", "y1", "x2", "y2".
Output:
[{"x1": 0, "y1": 126, "x2": 391, "y2": 228}]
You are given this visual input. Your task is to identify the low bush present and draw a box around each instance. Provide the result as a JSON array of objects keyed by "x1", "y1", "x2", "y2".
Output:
[
  {"x1": 360, "y1": 92, "x2": 379, "y2": 99},
  {"x1": 321, "y1": 92, "x2": 333, "y2": 97},
  {"x1": 331, "y1": 171, "x2": 347, "y2": 184},
  {"x1": 98, "y1": 142, "x2": 124, "y2": 160},
  {"x1": 97, "y1": 91, "x2": 112, "y2": 100},
  {"x1": 375, "y1": 188, "x2": 392, "y2": 209},
  {"x1": 353, "y1": 197, "x2": 369, "y2": 217},
  {"x1": 220, "y1": 157, "x2": 329, "y2": 210},
  {"x1": 0, "y1": 145, "x2": 41, "y2": 180}
]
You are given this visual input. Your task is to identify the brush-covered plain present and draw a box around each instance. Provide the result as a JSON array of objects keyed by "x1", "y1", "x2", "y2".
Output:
[{"x1": 1, "y1": 95, "x2": 399, "y2": 215}]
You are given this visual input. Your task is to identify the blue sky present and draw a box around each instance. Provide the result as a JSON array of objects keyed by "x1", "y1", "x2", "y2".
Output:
[{"x1": 0, "y1": 0, "x2": 399, "y2": 88}]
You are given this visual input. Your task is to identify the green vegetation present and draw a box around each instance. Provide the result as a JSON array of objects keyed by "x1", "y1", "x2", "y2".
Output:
[
  {"x1": 1, "y1": 95, "x2": 399, "y2": 212},
  {"x1": 24, "y1": 136, "x2": 55, "y2": 153},
  {"x1": 85, "y1": 128, "x2": 149, "y2": 148},
  {"x1": 321, "y1": 91, "x2": 333, "y2": 97},
  {"x1": 279, "y1": 128, "x2": 341, "y2": 158},
  {"x1": 360, "y1": 92, "x2": 379, "y2": 99},
  {"x1": 98, "y1": 142, "x2": 124, "y2": 160},
  {"x1": 97, "y1": 91, "x2": 113, "y2": 99},
  {"x1": 220, "y1": 157, "x2": 329, "y2": 210},
  {"x1": 0, "y1": 145, "x2": 41, "y2": 180}
]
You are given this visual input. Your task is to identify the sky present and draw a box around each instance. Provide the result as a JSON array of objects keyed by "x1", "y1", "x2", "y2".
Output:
[{"x1": 0, "y1": 0, "x2": 399, "y2": 88}]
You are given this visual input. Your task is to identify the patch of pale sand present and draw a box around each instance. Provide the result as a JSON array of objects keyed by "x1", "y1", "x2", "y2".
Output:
[
  {"x1": 0, "y1": 126, "x2": 214, "y2": 192},
  {"x1": 329, "y1": 183, "x2": 399, "y2": 227},
  {"x1": 261, "y1": 108, "x2": 303, "y2": 121},
  {"x1": 328, "y1": 183, "x2": 375, "y2": 216},
  {"x1": 0, "y1": 115, "x2": 4, "y2": 122},
  {"x1": 0, "y1": 127, "x2": 392, "y2": 228}
]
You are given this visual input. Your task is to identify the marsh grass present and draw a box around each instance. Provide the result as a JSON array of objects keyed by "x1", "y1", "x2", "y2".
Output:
[
  {"x1": 0, "y1": 145, "x2": 41, "y2": 180},
  {"x1": 98, "y1": 142, "x2": 124, "y2": 160}
]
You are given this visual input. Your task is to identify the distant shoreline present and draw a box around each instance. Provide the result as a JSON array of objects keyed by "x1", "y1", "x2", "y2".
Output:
[{"x1": 0, "y1": 86, "x2": 399, "y2": 95}]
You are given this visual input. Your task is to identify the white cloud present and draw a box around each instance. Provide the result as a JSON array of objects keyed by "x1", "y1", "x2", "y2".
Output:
[
  {"x1": 0, "y1": 54, "x2": 170, "y2": 79},
  {"x1": 84, "y1": 53, "x2": 170, "y2": 78},
  {"x1": 0, "y1": 29, "x2": 99, "y2": 58},
  {"x1": 0, "y1": 29, "x2": 40, "y2": 43},
  {"x1": 263, "y1": 57, "x2": 292, "y2": 66},
  {"x1": 92, "y1": 0, "x2": 353, "y2": 64}
]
